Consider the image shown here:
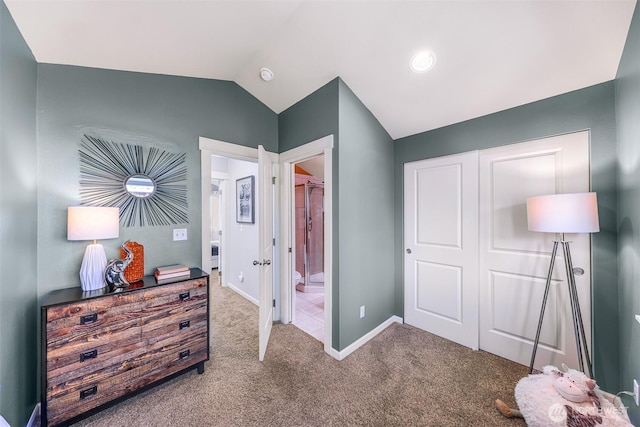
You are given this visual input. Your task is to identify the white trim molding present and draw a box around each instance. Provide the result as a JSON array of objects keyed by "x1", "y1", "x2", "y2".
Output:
[
  {"x1": 223, "y1": 282, "x2": 259, "y2": 306},
  {"x1": 199, "y1": 137, "x2": 258, "y2": 160},
  {"x1": 330, "y1": 316, "x2": 404, "y2": 361}
]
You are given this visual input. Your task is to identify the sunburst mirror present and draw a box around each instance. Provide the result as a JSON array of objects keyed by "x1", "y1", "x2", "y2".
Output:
[{"x1": 78, "y1": 134, "x2": 188, "y2": 227}]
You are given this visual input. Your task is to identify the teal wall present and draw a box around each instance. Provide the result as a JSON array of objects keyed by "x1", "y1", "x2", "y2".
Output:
[
  {"x1": 278, "y1": 79, "x2": 341, "y2": 346},
  {"x1": 36, "y1": 64, "x2": 278, "y2": 297},
  {"x1": 336, "y1": 80, "x2": 395, "y2": 350},
  {"x1": 279, "y1": 79, "x2": 395, "y2": 351},
  {"x1": 394, "y1": 82, "x2": 619, "y2": 391},
  {"x1": 615, "y1": 1, "x2": 640, "y2": 423},
  {"x1": 0, "y1": 2, "x2": 38, "y2": 425},
  {"x1": 278, "y1": 79, "x2": 339, "y2": 153}
]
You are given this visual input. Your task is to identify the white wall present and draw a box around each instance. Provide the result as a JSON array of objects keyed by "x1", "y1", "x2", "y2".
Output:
[{"x1": 224, "y1": 158, "x2": 259, "y2": 303}]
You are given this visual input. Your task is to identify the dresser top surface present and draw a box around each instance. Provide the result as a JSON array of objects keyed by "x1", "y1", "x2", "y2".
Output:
[{"x1": 42, "y1": 267, "x2": 208, "y2": 308}]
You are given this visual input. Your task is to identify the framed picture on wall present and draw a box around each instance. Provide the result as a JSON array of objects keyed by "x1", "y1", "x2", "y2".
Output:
[{"x1": 236, "y1": 175, "x2": 255, "y2": 224}]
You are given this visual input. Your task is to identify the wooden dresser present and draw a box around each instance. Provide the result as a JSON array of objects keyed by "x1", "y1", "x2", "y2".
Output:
[{"x1": 40, "y1": 268, "x2": 209, "y2": 427}]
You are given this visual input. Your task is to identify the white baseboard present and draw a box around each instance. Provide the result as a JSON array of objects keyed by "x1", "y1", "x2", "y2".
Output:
[
  {"x1": 224, "y1": 282, "x2": 258, "y2": 306},
  {"x1": 330, "y1": 315, "x2": 403, "y2": 361},
  {"x1": 26, "y1": 402, "x2": 40, "y2": 427}
]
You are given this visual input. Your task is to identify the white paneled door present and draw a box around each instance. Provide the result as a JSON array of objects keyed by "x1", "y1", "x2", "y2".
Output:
[
  {"x1": 404, "y1": 151, "x2": 479, "y2": 349},
  {"x1": 478, "y1": 132, "x2": 590, "y2": 370},
  {"x1": 258, "y1": 145, "x2": 275, "y2": 362},
  {"x1": 404, "y1": 131, "x2": 591, "y2": 369}
]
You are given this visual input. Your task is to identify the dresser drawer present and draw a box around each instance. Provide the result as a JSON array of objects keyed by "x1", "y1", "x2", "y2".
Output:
[
  {"x1": 144, "y1": 308, "x2": 208, "y2": 350},
  {"x1": 46, "y1": 323, "x2": 144, "y2": 374},
  {"x1": 46, "y1": 292, "x2": 151, "y2": 346},
  {"x1": 142, "y1": 277, "x2": 207, "y2": 309},
  {"x1": 46, "y1": 290, "x2": 146, "y2": 324}
]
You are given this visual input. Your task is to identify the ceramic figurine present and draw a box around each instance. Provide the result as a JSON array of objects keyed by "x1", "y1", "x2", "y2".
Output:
[{"x1": 104, "y1": 240, "x2": 133, "y2": 289}]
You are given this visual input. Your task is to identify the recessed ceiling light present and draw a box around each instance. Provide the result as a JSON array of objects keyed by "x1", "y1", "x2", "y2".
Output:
[
  {"x1": 410, "y1": 51, "x2": 437, "y2": 73},
  {"x1": 260, "y1": 67, "x2": 274, "y2": 82}
]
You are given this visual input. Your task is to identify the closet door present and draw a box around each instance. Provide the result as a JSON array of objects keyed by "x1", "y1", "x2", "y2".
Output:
[
  {"x1": 404, "y1": 151, "x2": 479, "y2": 349},
  {"x1": 478, "y1": 131, "x2": 590, "y2": 370}
]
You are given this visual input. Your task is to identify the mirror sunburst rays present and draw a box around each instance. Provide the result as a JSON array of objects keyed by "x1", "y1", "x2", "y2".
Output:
[{"x1": 79, "y1": 135, "x2": 188, "y2": 227}]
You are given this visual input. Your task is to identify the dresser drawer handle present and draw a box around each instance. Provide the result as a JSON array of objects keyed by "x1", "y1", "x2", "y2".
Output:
[
  {"x1": 80, "y1": 385, "x2": 97, "y2": 400},
  {"x1": 179, "y1": 292, "x2": 190, "y2": 301},
  {"x1": 179, "y1": 349, "x2": 190, "y2": 360},
  {"x1": 80, "y1": 349, "x2": 98, "y2": 362},
  {"x1": 80, "y1": 313, "x2": 98, "y2": 325},
  {"x1": 179, "y1": 320, "x2": 190, "y2": 330}
]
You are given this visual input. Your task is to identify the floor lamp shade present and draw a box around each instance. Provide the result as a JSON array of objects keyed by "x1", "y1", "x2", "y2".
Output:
[
  {"x1": 527, "y1": 192, "x2": 599, "y2": 233},
  {"x1": 68, "y1": 207, "x2": 120, "y2": 291}
]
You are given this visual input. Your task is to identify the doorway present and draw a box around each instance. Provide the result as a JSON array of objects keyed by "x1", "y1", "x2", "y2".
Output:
[
  {"x1": 200, "y1": 137, "x2": 277, "y2": 361},
  {"x1": 292, "y1": 156, "x2": 325, "y2": 342},
  {"x1": 279, "y1": 135, "x2": 333, "y2": 355}
]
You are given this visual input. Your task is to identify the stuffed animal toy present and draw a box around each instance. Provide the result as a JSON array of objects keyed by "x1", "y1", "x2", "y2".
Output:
[
  {"x1": 496, "y1": 364, "x2": 631, "y2": 426},
  {"x1": 551, "y1": 366, "x2": 599, "y2": 406}
]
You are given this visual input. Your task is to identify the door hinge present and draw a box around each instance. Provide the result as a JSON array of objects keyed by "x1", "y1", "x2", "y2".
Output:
[
  {"x1": 272, "y1": 176, "x2": 276, "y2": 185},
  {"x1": 273, "y1": 299, "x2": 276, "y2": 307},
  {"x1": 288, "y1": 247, "x2": 292, "y2": 253},
  {"x1": 272, "y1": 238, "x2": 276, "y2": 246}
]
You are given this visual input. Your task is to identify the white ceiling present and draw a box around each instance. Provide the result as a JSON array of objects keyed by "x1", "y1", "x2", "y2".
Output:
[{"x1": 5, "y1": 0, "x2": 636, "y2": 140}]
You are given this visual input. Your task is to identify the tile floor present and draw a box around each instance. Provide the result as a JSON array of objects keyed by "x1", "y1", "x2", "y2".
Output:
[{"x1": 293, "y1": 290, "x2": 324, "y2": 342}]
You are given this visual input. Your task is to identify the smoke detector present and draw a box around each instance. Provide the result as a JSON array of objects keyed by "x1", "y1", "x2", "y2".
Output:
[{"x1": 260, "y1": 68, "x2": 274, "y2": 82}]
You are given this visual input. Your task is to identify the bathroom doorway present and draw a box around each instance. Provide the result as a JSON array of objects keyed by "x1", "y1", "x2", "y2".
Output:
[{"x1": 292, "y1": 155, "x2": 325, "y2": 342}]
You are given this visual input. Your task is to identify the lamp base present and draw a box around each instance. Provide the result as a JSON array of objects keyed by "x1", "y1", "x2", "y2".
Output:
[{"x1": 80, "y1": 243, "x2": 107, "y2": 291}]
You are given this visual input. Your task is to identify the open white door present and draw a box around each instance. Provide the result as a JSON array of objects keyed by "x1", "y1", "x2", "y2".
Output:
[{"x1": 258, "y1": 145, "x2": 275, "y2": 361}]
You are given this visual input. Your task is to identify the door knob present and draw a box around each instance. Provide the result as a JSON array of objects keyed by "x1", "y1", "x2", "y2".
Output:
[
  {"x1": 253, "y1": 260, "x2": 262, "y2": 266},
  {"x1": 406, "y1": 248, "x2": 412, "y2": 254},
  {"x1": 263, "y1": 260, "x2": 271, "y2": 266}
]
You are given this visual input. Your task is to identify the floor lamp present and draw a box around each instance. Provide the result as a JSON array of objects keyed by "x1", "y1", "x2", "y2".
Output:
[{"x1": 526, "y1": 192, "x2": 599, "y2": 378}]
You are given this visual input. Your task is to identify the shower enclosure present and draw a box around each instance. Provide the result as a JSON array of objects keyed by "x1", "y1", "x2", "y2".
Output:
[{"x1": 296, "y1": 182, "x2": 324, "y2": 292}]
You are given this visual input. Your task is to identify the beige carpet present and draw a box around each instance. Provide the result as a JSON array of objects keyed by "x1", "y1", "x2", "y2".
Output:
[{"x1": 74, "y1": 278, "x2": 528, "y2": 426}]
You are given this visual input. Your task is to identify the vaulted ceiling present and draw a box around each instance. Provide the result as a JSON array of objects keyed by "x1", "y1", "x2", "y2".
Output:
[{"x1": 5, "y1": 0, "x2": 636, "y2": 139}]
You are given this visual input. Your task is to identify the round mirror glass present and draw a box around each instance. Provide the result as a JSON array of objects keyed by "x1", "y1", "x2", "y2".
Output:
[{"x1": 125, "y1": 174, "x2": 156, "y2": 198}]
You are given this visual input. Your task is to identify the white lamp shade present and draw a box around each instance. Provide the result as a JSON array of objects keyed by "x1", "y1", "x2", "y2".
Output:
[
  {"x1": 527, "y1": 192, "x2": 599, "y2": 233},
  {"x1": 68, "y1": 206, "x2": 119, "y2": 241}
]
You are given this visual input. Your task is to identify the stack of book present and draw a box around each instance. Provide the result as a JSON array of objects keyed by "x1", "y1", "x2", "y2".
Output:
[{"x1": 155, "y1": 264, "x2": 190, "y2": 283}]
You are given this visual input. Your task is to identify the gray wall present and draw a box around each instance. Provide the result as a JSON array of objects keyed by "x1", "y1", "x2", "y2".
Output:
[
  {"x1": 278, "y1": 79, "x2": 339, "y2": 153},
  {"x1": 336, "y1": 80, "x2": 395, "y2": 350},
  {"x1": 36, "y1": 65, "x2": 278, "y2": 297},
  {"x1": 278, "y1": 79, "x2": 341, "y2": 346},
  {"x1": 279, "y1": 78, "x2": 395, "y2": 351},
  {"x1": 394, "y1": 82, "x2": 619, "y2": 391},
  {"x1": 615, "y1": 1, "x2": 640, "y2": 424},
  {"x1": 0, "y1": 2, "x2": 38, "y2": 425}
]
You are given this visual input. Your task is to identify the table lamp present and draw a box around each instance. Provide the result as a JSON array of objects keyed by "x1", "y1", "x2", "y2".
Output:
[
  {"x1": 68, "y1": 206, "x2": 120, "y2": 291},
  {"x1": 526, "y1": 192, "x2": 599, "y2": 377}
]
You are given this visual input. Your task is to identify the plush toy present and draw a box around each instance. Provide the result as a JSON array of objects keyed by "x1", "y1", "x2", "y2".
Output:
[
  {"x1": 551, "y1": 366, "x2": 599, "y2": 406},
  {"x1": 495, "y1": 364, "x2": 631, "y2": 427}
]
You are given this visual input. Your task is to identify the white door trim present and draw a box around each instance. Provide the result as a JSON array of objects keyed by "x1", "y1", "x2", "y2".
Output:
[{"x1": 279, "y1": 135, "x2": 334, "y2": 356}]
